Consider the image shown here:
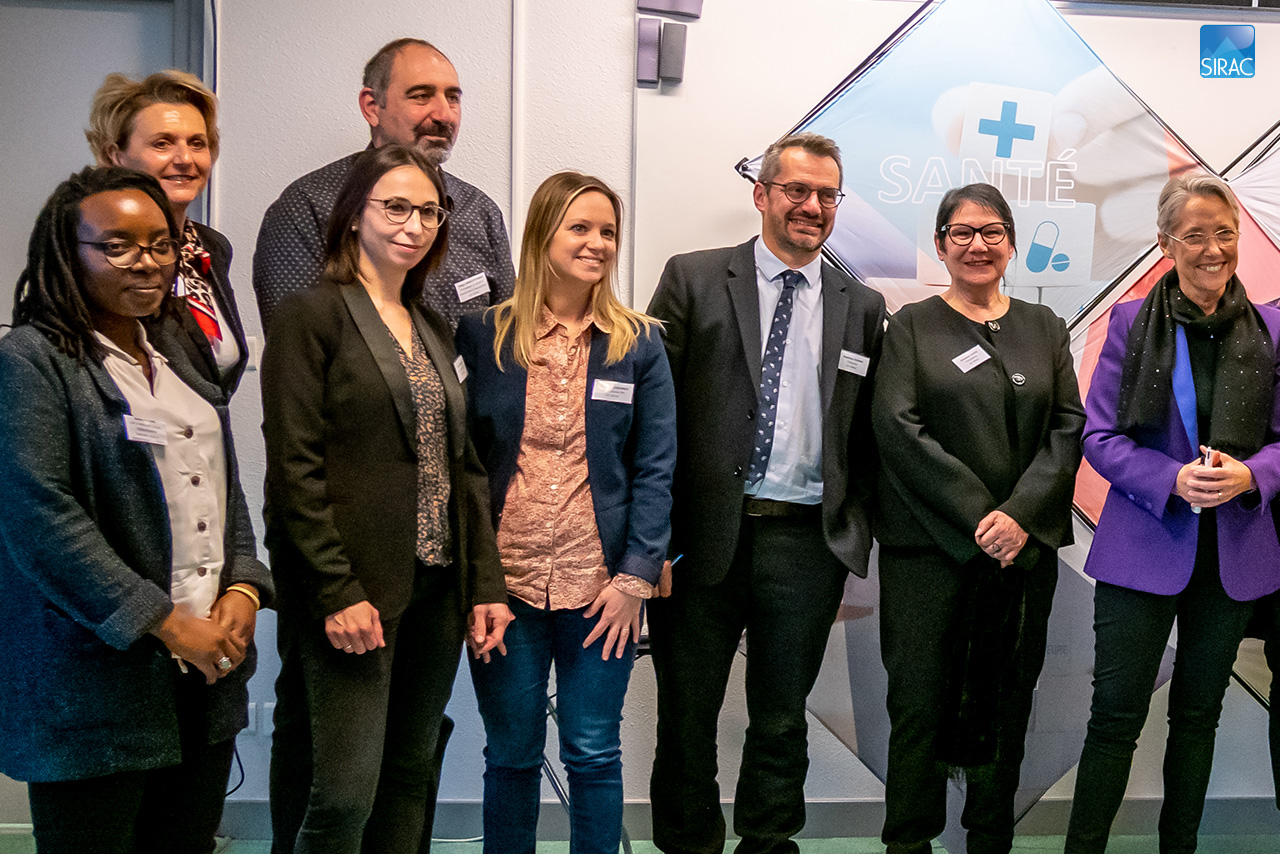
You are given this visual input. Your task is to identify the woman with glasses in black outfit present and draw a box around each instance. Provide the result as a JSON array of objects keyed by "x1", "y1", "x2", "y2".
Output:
[
  {"x1": 872, "y1": 183, "x2": 1085, "y2": 854},
  {"x1": 262, "y1": 145, "x2": 509, "y2": 854}
]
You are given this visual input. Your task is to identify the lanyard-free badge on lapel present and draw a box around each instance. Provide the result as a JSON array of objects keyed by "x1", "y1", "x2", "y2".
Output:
[
  {"x1": 591, "y1": 380, "x2": 635, "y2": 404},
  {"x1": 952, "y1": 344, "x2": 991, "y2": 374},
  {"x1": 838, "y1": 349, "x2": 870, "y2": 376}
]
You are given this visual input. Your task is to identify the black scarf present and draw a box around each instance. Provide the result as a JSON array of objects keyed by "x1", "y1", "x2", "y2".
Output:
[
  {"x1": 938, "y1": 545, "x2": 1038, "y2": 770},
  {"x1": 1116, "y1": 269, "x2": 1271, "y2": 459}
]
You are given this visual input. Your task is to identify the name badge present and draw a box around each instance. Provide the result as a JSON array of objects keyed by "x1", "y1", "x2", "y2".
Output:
[
  {"x1": 952, "y1": 344, "x2": 991, "y2": 374},
  {"x1": 124, "y1": 414, "x2": 168, "y2": 445},
  {"x1": 454, "y1": 272, "x2": 490, "y2": 304},
  {"x1": 591, "y1": 379, "x2": 635, "y2": 404},
  {"x1": 838, "y1": 349, "x2": 870, "y2": 376},
  {"x1": 453, "y1": 355, "x2": 468, "y2": 384}
]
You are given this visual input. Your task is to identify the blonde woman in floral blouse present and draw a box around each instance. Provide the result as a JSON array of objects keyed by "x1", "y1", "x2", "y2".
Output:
[{"x1": 456, "y1": 171, "x2": 676, "y2": 854}]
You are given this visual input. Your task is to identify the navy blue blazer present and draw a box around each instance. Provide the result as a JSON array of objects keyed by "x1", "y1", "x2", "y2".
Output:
[
  {"x1": 455, "y1": 312, "x2": 676, "y2": 586},
  {"x1": 0, "y1": 323, "x2": 272, "y2": 782}
]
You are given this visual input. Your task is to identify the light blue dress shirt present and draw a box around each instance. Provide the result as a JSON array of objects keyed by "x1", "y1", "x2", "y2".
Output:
[{"x1": 746, "y1": 239, "x2": 824, "y2": 504}]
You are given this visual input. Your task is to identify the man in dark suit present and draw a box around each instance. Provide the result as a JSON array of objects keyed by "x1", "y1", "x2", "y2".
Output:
[{"x1": 646, "y1": 133, "x2": 886, "y2": 854}]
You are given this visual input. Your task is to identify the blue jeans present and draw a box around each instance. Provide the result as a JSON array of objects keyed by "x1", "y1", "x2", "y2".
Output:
[{"x1": 470, "y1": 595, "x2": 637, "y2": 854}]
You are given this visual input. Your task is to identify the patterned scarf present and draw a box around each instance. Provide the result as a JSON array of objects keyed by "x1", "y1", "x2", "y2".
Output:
[{"x1": 178, "y1": 220, "x2": 221, "y2": 343}]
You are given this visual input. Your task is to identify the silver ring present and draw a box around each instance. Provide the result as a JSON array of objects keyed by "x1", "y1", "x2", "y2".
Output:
[
  {"x1": 216, "y1": 655, "x2": 232, "y2": 672},
  {"x1": 344, "y1": 645, "x2": 353, "y2": 651}
]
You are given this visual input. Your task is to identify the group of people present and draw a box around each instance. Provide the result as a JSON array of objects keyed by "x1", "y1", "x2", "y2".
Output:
[{"x1": 1, "y1": 32, "x2": 1279, "y2": 854}]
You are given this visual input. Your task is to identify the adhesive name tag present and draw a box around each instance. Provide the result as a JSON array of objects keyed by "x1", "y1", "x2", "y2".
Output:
[
  {"x1": 952, "y1": 344, "x2": 991, "y2": 374},
  {"x1": 124, "y1": 414, "x2": 168, "y2": 445},
  {"x1": 591, "y1": 380, "x2": 635, "y2": 404},
  {"x1": 838, "y1": 349, "x2": 870, "y2": 376},
  {"x1": 454, "y1": 273, "x2": 489, "y2": 303},
  {"x1": 453, "y1": 355, "x2": 468, "y2": 384}
]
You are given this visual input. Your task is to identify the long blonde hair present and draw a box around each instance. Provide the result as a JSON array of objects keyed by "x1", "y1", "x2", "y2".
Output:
[{"x1": 492, "y1": 171, "x2": 659, "y2": 369}]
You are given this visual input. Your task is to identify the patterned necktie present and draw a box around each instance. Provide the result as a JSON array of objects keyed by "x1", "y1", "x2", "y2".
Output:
[{"x1": 747, "y1": 269, "x2": 803, "y2": 486}]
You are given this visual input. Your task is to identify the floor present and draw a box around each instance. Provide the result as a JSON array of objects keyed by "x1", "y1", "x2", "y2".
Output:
[
  {"x1": 209, "y1": 838, "x2": 1280, "y2": 853},
  {"x1": 0, "y1": 834, "x2": 1276, "y2": 853}
]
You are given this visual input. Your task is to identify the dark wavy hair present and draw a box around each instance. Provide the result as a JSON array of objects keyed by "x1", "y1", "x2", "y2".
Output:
[
  {"x1": 322, "y1": 145, "x2": 450, "y2": 307},
  {"x1": 12, "y1": 166, "x2": 179, "y2": 362},
  {"x1": 934, "y1": 182, "x2": 1017, "y2": 253}
]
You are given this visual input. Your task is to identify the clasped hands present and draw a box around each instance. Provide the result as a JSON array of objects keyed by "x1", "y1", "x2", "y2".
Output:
[
  {"x1": 152, "y1": 588, "x2": 257, "y2": 684},
  {"x1": 1175, "y1": 446, "x2": 1255, "y2": 510},
  {"x1": 975, "y1": 510, "x2": 1027, "y2": 568}
]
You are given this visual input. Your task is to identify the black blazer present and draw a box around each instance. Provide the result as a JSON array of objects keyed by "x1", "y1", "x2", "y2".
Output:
[
  {"x1": 261, "y1": 278, "x2": 505, "y2": 622},
  {"x1": 160, "y1": 222, "x2": 249, "y2": 401},
  {"x1": 871, "y1": 296, "x2": 1084, "y2": 564},
  {"x1": 647, "y1": 237, "x2": 887, "y2": 583}
]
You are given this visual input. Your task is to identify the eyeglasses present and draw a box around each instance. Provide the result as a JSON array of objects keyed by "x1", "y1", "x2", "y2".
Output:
[
  {"x1": 369, "y1": 197, "x2": 449, "y2": 228},
  {"x1": 940, "y1": 222, "x2": 1010, "y2": 246},
  {"x1": 760, "y1": 181, "x2": 845, "y2": 209},
  {"x1": 1162, "y1": 229, "x2": 1239, "y2": 249},
  {"x1": 78, "y1": 238, "x2": 178, "y2": 268}
]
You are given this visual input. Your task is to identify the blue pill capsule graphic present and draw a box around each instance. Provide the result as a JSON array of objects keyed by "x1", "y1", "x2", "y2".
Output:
[{"x1": 1026, "y1": 220, "x2": 1070, "y2": 273}]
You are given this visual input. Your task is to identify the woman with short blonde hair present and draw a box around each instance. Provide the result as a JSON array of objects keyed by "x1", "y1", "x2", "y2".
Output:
[{"x1": 85, "y1": 70, "x2": 247, "y2": 401}]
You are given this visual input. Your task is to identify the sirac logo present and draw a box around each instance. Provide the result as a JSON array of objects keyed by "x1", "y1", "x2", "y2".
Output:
[{"x1": 1201, "y1": 25, "x2": 1255, "y2": 79}]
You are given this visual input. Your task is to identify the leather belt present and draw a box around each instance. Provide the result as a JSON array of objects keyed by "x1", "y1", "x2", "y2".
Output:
[{"x1": 743, "y1": 497, "x2": 821, "y2": 519}]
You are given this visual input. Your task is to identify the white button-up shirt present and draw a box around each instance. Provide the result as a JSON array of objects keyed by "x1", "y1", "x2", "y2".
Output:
[{"x1": 96, "y1": 327, "x2": 227, "y2": 617}]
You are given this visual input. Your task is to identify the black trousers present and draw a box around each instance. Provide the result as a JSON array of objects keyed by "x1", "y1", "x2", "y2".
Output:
[
  {"x1": 1255, "y1": 593, "x2": 1280, "y2": 809},
  {"x1": 648, "y1": 513, "x2": 847, "y2": 854},
  {"x1": 1065, "y1": 561, "x2": 1253, "y2": 854},
  {"x1": 270, "y1": 567, "x2": 464, "y2": 854},
  {"x1": 28, "y1": 668, "x2": 236, "y2": 854},
  {"x1": 878, "y1": 544, "x2": 1058, "y2": 854}
]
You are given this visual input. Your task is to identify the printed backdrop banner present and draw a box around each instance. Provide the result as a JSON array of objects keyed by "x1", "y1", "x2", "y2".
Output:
[{"x1": 741, "y1": 0, "x2": 1199, "y2": 321}]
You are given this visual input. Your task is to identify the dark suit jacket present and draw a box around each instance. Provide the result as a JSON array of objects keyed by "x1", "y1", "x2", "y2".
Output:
[
  {"x1": 262, "y1": 278, "x2": 505, "y2": 623},
  {"x1": 455, "y1": 312, "x2": 676, "y2": 585},
  {"x1": 647, "y1": 237, "x2": 886, "y2": 583},
  {"x1": 872, "y1": 296, "x2": 1084, "y2": 564},
  {"x1": 160, "y1": 222, "x2": 249, "y2": 402},
  {"x1": 0, "y1": 323, "x2": 273, "y2": 783}
]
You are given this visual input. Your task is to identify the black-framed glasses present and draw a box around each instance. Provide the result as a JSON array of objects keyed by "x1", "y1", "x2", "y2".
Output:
[
  {"x1": 940, "y1": 222, "x2": 1010, "y2": 246},
  {"x1": 1162, "y1": 229, "x2": 1239, "y2": 249},
  {"x1": 369, "y1": 197, "x2": 449, "y2": 228},
  {"x1": 760, "y1": 181, "x2": 845, "y2": 209},
  {"x1": 78, "y1": 238, "x2": 178, "y2": 268}
]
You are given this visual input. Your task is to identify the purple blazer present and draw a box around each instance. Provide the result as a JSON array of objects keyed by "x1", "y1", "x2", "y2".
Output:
[{"x1": 1084, "y1": 298, "x2": 1280, "y2": 601}]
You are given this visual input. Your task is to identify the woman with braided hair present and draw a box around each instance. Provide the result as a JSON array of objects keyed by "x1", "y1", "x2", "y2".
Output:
[{"x1": 0, "y1": 165, "x2": 271, "y2": 853}]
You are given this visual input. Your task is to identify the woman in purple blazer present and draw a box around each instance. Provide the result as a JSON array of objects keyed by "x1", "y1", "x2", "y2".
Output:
[{"x1": 1066, "y1": 172, "x2": 1280, "y2": 853}]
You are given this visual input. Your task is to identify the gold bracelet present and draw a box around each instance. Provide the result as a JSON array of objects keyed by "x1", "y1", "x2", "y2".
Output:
[{"x1": 226, "y1": 584, "x2": 261, "y2": 610}]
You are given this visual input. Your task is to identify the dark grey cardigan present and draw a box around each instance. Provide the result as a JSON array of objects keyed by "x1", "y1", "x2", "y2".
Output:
[{"x1": 0, "y1": 322, "x2": 273, "y2": 782}]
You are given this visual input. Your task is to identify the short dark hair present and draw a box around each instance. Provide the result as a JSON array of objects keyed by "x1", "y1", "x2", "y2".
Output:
[
  {"x1": 323, "y1": 145, "x2": 450, "y2": 307},
  {"x1": 13, "y1": 166, "x2": 179, "y2": 362},
  {"x1": 934, "y1": 183, "x2": 1017, "y2": 253},
  {"x1": 362, "y1": 38, "x2": 450, "y2": 107},
  {"x1": 758, "y1": 132, "x2": 843, "y2": 187}
]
